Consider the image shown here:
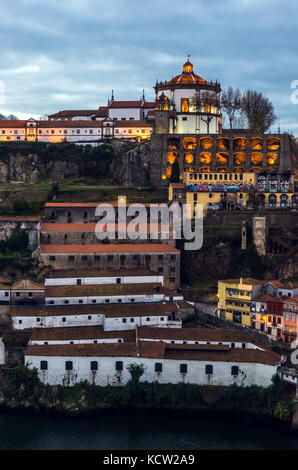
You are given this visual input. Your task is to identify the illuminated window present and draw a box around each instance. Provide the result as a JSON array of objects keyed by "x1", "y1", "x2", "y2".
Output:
[
  {"x1": 205, "y1": 101, "x2": 211, "y2": 113},
  {"x1": 181, "y1": 98, "x2": 189, "y2": 113}
]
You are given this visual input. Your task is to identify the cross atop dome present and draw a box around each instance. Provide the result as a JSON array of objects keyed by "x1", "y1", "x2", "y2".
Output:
[{"x1": 183, "y1": 55, "x2": 193, "y2": 73}]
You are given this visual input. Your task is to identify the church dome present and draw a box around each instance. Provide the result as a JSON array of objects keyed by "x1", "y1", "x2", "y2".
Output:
[{"x1": 168, "y1": 59, "x2": 206, "y2": 85}]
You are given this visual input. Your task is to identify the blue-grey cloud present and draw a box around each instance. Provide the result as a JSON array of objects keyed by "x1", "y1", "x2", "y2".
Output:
[{"x1": 0, "y1": 0, "x2": 297, "y2": 133}]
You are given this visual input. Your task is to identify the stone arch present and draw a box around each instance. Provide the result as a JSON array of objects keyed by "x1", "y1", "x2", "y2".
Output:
[
  {"x1": 250, "y1": 137, "x2": 263, "y2": 150},
  {"x1": 167, "y1": 137, "x2": 180, "y2": 150},
  {"x1": 216, "y1": 152, "x2": 229, "y2": 165},
  {"x1": 267, "y1": 137, "x2": 280, "y2": 151},
  {"x1": 233, "y1": 152, "x2": 246, "y2": 165},
  {"x1": 250, "y1": 152, "x2": 263, "y2": 165},
  {"x1": 200, "y1": 152, "x2": 212, "y2": 164},
  {"x1": 200, "y1": 137, "x2": 213, "y2": 150},
  {"x1": 233, "y1": 137, "x2": 246, "y2": 151},
  {"x1": 183, "y1": 137, "x2": 196, "y2": 150},
  {"x1": 216, "y1": 137, "x2": 230, "y2": 151}
]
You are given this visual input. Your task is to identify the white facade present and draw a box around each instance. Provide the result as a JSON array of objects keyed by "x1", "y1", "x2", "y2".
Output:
[
  {"x1": 44, "y1": 274, "x2": 163, "y2": 287},
  {"x1": 0, "y1": 339, "x2": 5, "y2": 364},
  {"x1": 12, "y1": 312, "x2": 182, "y2": 330},
  {"x1": 103, "y1": 316, "x2": 181, "y2": 332},
  {"x1": 26, "y1": 353, "x2": 277, "y2": 388},
  {"x1": 109, "y1": 108, "x2": 142, "y2": 121},
  {"x1": 140, "y1": 338, "x2": 264, "y2": 350},
  {"x1": 44, "y1": 292, "x2": 169, "y2": 306},
  {"x1": 0, "y1": 288, "x2": 10, "y2": 302},
  {"x1": 0, "y1": 119, "x2": 153, "y2": 144},
  {"x1": 13, "y1": 313, "x2": 104, "y2": 329}
]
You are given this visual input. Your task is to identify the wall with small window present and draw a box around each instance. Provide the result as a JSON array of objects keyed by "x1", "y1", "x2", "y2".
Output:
[{"x1": 26, "y1": 354, "x2": 276, "y2": 388}]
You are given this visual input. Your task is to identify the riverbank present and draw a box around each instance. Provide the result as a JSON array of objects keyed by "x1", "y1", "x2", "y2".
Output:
[{"x1": 0, "y1": 365, "x2": 296, "y2": 432}]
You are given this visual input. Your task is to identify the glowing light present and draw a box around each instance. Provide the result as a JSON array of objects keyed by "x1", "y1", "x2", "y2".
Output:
[
  {"x1": 200, "y1": 152, "x2": 212, "y2": 164},
  {"x1": 250, "y1": 152, "x2": 263, "y2": 165}
]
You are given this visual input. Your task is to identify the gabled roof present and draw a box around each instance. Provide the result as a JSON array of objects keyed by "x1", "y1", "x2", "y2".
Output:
[
  {"x1": 11, "y1": 301, "x2": 190, "y2": 318},
  {"x1": 45, "y1": 282, "x2": 167, "y2": 298},
  {"x1": 48, "y1": 110, "x2": 97, "y2": 118},
  {"x1": 24, "y1": 340, "x2": 279, "y2": 365},
  {"x1": 138, "y1": 327, "x2": 258, "y2": 344},
  {"x1": 30, "y1": 326, "x2": 135, "y2": 342},
  {"x1": 11, "y1": 279, "x2": 44, "y2": 291}
]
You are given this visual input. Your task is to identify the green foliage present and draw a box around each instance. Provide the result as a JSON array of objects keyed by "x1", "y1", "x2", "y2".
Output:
[
  {"x1": 0, "y1": 229, "x2": 29, "y2": 255},
  {"x1": 0, "y1": 199, "x2": 45, "y2": 216},
  {"x1": 274, "y1": 401, "x2": 295, "y2": 421},
  {"x1": 0, "y1": 367, "x2": 294, "y2": 424},
  {"x1": 0, "y1": 141, "x2": 115, "y2": 180},
  {"x1": 127, "y1": 363, "x2": 145, "y2": 384},
  {"x1": 228, "y1": 242, "x2": 265, "y2": 278}
]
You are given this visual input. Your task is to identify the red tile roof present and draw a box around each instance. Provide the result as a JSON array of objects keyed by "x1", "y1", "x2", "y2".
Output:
[
  {"x1": 164, "y1": 345, "x2": 279, "y2": 366},
  {"x1": 30, "y1": 326, "x2": 135, "y2": 342},
  {"x1": 40, "y1": 243, "x2": 179, "y2": 254},
  {"x1": 0, "y1": 283, "x2": 10, "y2": 290},
  {"x1": 48, "y1": 110, "x2": 98, "y2": 118},
  {"x1": 11, "y1": 279, "x2": 44, "y2": 291},
  {"x1": 11, "y1": 301, "x2": 189, "y2": 318},
  {"x1": 0, "y1": 120, "x2": 27, "y2": 128},
  {"x1": 41, "y1": 223, "x2": 172, "y2": 232},
  {"x1": 25, "y1": 340, "x2": 279, "y2": 365},
  {"x1": 95, "y1": 107, "x2": 108, "y2": 118},
  {"x1": 138, "y1": 327, "x2": 257, "y2": 343},
  {"x1": 44, "y1": 282, "x2": 166, "y2": 298},
  {"x1": 253, "y1": 295, "x2": 284, "y2": 303}
]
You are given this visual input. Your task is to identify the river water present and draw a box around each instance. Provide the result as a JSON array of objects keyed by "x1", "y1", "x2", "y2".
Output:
[{"x1": 0, "y1": 410, "x2": 297, "y2": 450}]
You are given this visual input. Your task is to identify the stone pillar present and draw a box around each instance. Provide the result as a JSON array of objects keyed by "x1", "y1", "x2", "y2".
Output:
[
  {"x1": 252, "y1": 216, "x2": 268, "y2": 256},
  {"x1": 241, "y1": 221, "x2": 248, "y2": 250}
]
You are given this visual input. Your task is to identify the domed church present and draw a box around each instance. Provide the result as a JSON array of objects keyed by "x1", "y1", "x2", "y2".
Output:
[{"x1": 154, "y1": 56, "x2": 222, "y2": 135}]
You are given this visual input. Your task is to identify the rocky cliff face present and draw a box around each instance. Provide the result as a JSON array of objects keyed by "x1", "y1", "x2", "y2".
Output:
[
  {"x1": 112, "y1": 136, "x2": 166, "y2": 187},
  {"x1": 0, "y1": 152, "x2": 79, "y2": 183}
]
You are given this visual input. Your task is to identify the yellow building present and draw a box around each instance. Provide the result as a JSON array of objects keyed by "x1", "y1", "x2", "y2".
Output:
[
  {"x1": 217, "y1": 278, "x2": 265, "y2": 327},
  {"x1": 184, "y1": 171, "x2": 255, "y2": 217}
]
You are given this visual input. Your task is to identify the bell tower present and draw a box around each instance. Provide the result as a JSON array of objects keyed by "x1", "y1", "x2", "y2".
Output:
[{"x1": 154, "y1": 92, "x2": 169, "y2": 134}]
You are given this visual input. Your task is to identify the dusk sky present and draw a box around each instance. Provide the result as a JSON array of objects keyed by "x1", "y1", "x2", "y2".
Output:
[{"x1": 1, "y1": 0, "x2": 297, "y2": 134}]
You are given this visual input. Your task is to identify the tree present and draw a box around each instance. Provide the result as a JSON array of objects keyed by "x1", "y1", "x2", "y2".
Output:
[
  {"x1": 127, "y1": 363, "x2": 145, "y2": 386},
  {"x1": 190, "y1": 90, "x2": 220, "y2": 134},
  {"x1": 170, "y1": 158, "x2": 180, "y2": 183},
  {"x1": 220, "y1": 87, "x2": 242, "y2": 129},
  {"x1": 241, "y1": 90, "x2": 277, "y2": 134}
]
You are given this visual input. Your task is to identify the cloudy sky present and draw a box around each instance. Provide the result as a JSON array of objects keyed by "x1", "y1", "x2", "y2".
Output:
[{"x1": 0, "y1": 0, "x2": 297, "y2": 133}]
